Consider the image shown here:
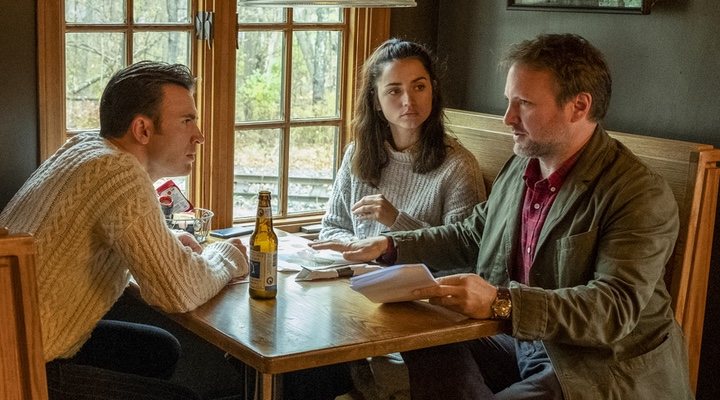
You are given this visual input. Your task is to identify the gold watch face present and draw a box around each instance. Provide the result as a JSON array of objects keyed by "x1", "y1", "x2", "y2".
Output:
[{"x1": 492, "y1": 298, "x2": 512, "y2": 318}]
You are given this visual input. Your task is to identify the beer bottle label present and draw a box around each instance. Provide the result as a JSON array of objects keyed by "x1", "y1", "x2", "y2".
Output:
[
  {"x1": 249, "y1": 249, "x2": 277, "y2": 291},
  {"x1": 257, "y1": 206, "x2": 272, "y2": 218}
]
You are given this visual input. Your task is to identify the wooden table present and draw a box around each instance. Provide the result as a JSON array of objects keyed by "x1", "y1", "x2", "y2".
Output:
[{"x1": 156, "y1": 269, "x2": 507, "y2": 399}]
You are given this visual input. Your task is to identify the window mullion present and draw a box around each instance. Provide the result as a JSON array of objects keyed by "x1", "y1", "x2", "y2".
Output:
[
  {"x1": 126, "y1": 1, "x2": 133, "y2": 65},
  {"x1": 193, "y1": 0, "x2": 237, "y2": 228},
  {"x1": 279, "y1": 9, "x2": 293, "y2": 218},
  {"x1": 38, "y1": 0, "x2": 66, "y2": 162},
  {"x1": 343, "y1": 8, "x2": 390, "y2": 148}
]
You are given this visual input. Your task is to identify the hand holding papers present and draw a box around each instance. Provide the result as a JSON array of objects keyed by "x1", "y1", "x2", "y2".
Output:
[{"x1": 350, "y1": 263, "x2": 439, "y2": 303}]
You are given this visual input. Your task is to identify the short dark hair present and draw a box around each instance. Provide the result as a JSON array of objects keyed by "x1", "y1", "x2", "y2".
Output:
[
  {"x1": 99, "y1": 61, "x2": 195, "y2": 138},
  {"x1": 502, "y1": 33, "x2": 612, "y2": 121},
  {"x1": 352, "y1": 38, "x2": 447, "y2": 187}
]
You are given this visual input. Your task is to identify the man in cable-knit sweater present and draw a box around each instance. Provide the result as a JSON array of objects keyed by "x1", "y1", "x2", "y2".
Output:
[{"x1": 0, "y1": 61, "x2": 248, "y2": 399}]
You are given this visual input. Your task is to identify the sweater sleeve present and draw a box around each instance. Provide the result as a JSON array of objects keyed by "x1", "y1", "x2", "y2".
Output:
[
  {"x1": 319, "y1": 144, "x2": 356, "y2": 242},
  {"x1": 440, "y1": 143, "x2": 486, "y2": 224},
  {"x1": 101, "y1": 167, "x2": 246, "y2": 313},
  {"x1": 389, "y1": 141, "x2": 486, "y2": 232}
]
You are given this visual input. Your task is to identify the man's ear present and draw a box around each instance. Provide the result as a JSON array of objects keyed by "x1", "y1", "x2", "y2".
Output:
[
  {"x1": 129, "y1": 115, "x2": 154, "y2": 145},
  {"x1": 569, "y1": 92, "x2": 592, "y2": 122}
]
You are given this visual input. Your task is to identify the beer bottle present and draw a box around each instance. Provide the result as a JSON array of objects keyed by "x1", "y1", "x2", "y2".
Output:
[{"x1": 249, "y1": 190, "x2": 279, "y2": 299}]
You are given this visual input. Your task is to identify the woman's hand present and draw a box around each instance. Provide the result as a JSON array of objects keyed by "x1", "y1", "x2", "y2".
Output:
[{"x1": 352, "y1": 194, "x2": 399, "y2": 227}]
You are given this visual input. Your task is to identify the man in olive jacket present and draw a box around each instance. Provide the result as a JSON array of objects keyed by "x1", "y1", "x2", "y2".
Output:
[{"x1": 312, "y1": 33, "x2": 693, "y2": 399}]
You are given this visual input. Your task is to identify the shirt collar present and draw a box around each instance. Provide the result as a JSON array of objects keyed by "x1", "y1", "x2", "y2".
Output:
[{"x1": 523, "y1": 149, "x2": 583, "y2": 189}]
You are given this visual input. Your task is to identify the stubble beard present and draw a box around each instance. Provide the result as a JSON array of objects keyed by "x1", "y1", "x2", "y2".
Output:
[{"x1": 513, "y1": 124, "x2": 570, "y2": 160}]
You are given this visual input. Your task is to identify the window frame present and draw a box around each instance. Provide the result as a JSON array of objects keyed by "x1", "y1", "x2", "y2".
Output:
[{"x1": 37, "y1": 0, "x2": 390, "y2": 229}]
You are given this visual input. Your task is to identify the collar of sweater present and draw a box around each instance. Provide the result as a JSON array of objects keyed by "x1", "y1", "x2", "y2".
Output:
[{"x1": 384, "y1": 141, "x2": 415, "y2": 163}]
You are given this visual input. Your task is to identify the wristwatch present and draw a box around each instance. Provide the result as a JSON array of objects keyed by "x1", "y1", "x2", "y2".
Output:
[{"x1": 491, "y1": 286, "x2": 512, "y2": 320}]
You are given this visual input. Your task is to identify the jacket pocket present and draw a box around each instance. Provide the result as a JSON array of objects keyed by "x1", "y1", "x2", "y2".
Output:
[
  {"x1": 608, "y1": 333, "x2": 692, "y2": 399},
  {"x1": 555, "y1": 228, "x2": 598, "y2": 287}
]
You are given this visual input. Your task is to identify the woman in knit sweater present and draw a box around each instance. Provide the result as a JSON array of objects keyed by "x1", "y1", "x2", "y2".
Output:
[
  {"x1": 319, "y1": 39, "x2": 486, "y2": 242},
  {"x1": 316, "y1": 39, "x2": 486, "y2": 400}
]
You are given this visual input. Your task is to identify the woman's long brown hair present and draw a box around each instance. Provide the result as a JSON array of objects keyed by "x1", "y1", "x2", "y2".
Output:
[{"x1": 351, "y1": 38, "x2": 448, "y2": 188}]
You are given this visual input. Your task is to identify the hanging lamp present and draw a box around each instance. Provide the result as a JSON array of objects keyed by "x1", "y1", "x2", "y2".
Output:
[{"x1": 238, "y1": 0, "x2": 416, "y2": 7}]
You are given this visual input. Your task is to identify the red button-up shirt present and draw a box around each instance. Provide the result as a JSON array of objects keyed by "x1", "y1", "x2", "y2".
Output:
[{"x1": 514, "y1": 154, "x2": 579, "y2": 284}]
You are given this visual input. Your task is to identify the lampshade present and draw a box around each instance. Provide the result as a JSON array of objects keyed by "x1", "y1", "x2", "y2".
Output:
[{"x1": 238, "y1": 0, "x2": 416, "y2": 7}]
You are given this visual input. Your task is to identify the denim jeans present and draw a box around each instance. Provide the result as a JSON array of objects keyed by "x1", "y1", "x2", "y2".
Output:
[{"x1": 402, "y1": 334, "x2": 564, "y2": 400}]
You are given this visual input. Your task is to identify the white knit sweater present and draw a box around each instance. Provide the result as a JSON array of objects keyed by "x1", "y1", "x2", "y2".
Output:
[
  {"x1": 0, "y1": 132, "x2": 247, "y2": 361},
  {"x1": 319, "y1": 137, "x2": 486, "y2": 241}
]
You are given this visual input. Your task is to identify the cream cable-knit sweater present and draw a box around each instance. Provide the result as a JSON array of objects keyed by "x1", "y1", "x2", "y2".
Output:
[
  {"x1": 0, "y1": 132, "x2": 247, "y2": 362},
  {"x1": 319, "y1": 137, "x2": 486, "y2": 241}
]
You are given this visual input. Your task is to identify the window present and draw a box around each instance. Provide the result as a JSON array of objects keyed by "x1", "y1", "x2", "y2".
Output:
[
  {"x1": 39, "y1": 1, "x2": 390, "y2": 228},
  {"x1": 234, "y1": 7, "x2": 344, "y2": 219}
]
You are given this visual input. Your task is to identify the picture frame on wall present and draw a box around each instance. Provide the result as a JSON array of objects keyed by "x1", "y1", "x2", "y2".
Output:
[{"x1": 507, "y1": 0, "x2": 655, "y2": 14}]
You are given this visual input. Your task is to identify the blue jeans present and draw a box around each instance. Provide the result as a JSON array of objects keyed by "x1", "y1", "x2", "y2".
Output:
[
  {"x1": 45, "y1": 320, "x2": 200, "y2": 400},
  {"x1": 401, "y1": 334, "x2": 564, "y2": 400}
]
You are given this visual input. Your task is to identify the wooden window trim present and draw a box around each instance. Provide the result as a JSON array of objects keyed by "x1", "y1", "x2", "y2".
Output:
[
  {"x1": 37, "y1": 0, "x2": 65, "y2": 162},
  {"x1": 193, "y1": 0, "x2": 238, "y2": 227}
]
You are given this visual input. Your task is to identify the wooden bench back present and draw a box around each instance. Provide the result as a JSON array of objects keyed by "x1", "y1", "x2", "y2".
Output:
[
  {"x1": 444, "y1": 108, "x2": 720, "y2": 392},
  {"x1": 0, "y1": 228, "x2": 48, "y2": 400}
]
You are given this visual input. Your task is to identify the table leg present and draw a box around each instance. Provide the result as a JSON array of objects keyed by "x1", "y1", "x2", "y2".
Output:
[{"x1": 261, "y1": 373, "x2": 273, "y2": 400}]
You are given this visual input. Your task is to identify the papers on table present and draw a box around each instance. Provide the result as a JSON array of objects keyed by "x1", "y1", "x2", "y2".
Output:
[
  {"x1": 295, "y1": 264, "x2": 381, "y2": 281},
  {"x1": 349, "y1": 263, "x2": 438, "y2": 303},
  {"x1": 276, "y1": 234, "x2": 354, "y2": 272}
]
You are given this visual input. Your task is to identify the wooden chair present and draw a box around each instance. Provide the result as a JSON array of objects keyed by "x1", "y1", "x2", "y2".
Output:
[
  {"x1": 0, "y1": 227, "x2": 48, "y2": 400},
  {"x1": 445, "y1": 108, "x2": 720, "y2": 393}
]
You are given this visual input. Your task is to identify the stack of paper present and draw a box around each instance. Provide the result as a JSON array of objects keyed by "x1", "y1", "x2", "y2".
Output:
[
  {"x1": 276, "y1": 234, "x2": 354, "y2": 271},
  {"x1": 350, "y1": 263, "x2": 438, "y2": 303}
]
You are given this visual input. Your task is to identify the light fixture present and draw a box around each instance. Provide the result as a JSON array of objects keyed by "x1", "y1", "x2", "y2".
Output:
[{"x1": 238, "y1": 0, "x2": 416, "y2": 7}]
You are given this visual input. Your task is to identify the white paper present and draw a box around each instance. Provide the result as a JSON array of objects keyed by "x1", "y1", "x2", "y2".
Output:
[
  {"x1": 275, "y1": 234, "x2": 355, "y2": 271},
  {"x1": 349, "y1": 263, "x2": 438, "y2": 303}
]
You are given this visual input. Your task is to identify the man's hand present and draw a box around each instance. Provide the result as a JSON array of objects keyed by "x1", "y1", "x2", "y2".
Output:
[
  {"x1": 309, "y1": 236, "x2": 389, "y2": 262},
  {"x1": 412, "y1": 274, "x2": 498, "y2": 319},
  {"x1": 225, "y1": 238, "x2": 249, "y2": 279},
  {"x1": 225, "y1": 237, "x2": 247, "y2": 253},
  {"x1": 174, "y1": 231, "x2": 203, "y2": 254},
  {"x1": 352, "y1": 194, "x2": 399, "y2": 227}
]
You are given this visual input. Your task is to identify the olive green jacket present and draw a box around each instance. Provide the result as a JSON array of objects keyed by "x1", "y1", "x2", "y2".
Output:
[{"x1": 391, "y1": 126, "x2": 693, "y2": 399}]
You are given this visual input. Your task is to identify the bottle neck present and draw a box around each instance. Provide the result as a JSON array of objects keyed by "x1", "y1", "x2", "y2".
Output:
[{"x1": 255, "y1": 206, "x2": 274, "y2": 232}]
